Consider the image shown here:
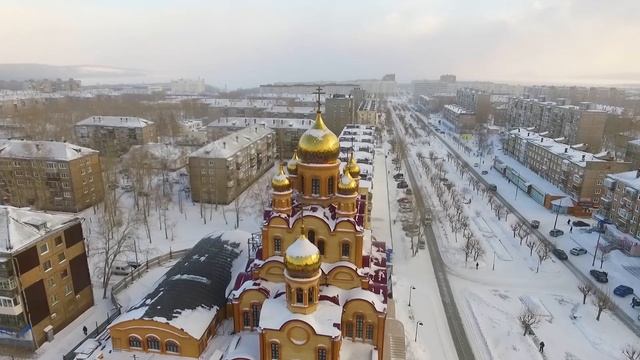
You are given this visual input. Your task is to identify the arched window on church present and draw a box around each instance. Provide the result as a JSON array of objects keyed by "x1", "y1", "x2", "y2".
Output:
[
  {"x1": 165, "y1": 340, "x2": 180, "y2": 353},
  {"x1": 341, "y1": 242, "x2": 351, "y2": 258},
  {"x1": 308, "y1": 230, "x2": 315, "y2": 244},
  {"x1": 251, "y1": 303, "x2": 261, "y2": 328},
  {"x1": 317, "y1": 347, "x2": 327, "y2": 360},
  {"x1": 317, "y1": 240, "x2": 325, "y2": 256},
  {"x1": 327, "y1": 177, "x2": 334, "y2": 195},
  {"x1": 308, "y1": 287, "x2": 314, "y2": 304},
  {"x1": 355, "y1": 315, "x2": 364, "y2": 339},
  {"x1": 296, "y1": 288, "x2": 304, "y2": 304},
  {"x1": 146, "y1": 335, "x2": 160, "y2": 351},
  {"x1": 271, "y1": 342, "x2": 280, "y2": 360},
  {"x1": 311, "y1": 178, "x2": 320, "y2": 195},
  {"x1": 128, "y1": 335, "x2": 141, "y2": 349}
]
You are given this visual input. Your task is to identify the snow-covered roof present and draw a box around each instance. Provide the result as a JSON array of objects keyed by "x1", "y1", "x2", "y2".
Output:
[
  {"x1": 444, "y1": 104, "x2": 474, "y2": 115},
  {"x1": 111, "y1": 231, "x2": 247, "y2": 339},
  {"x1": 608, "y1": 170, "x2": 640, "y2": 190},
  {"x1": 259, "y1": 294, "x2": 342, "y2": 337},
  {"x1": 208, "y1": 117, "x2": 314, "y2": 130},
  {"x1": 76, "y1": 116, "x2": 154, "y2": 128},
  {"x1": 0, "y1": 206, "x2": 79, "y2": 255},
  {"x1": 190, "y1": 126, "x2": 273, "y2": 159},
  {"x1": 0, "y1": 140, "x2": 98, "y2": 161}
]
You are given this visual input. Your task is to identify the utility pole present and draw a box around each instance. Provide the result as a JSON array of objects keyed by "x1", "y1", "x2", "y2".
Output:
[
  {"x1": 414, "y1": 320, "x2": 423, "y2": 342},
  {"x1": 592, "y1": 231, "x2": 602, "y2": 267},
  {"x1": 408, "y1": 285, "x2": 416, "y2": 306}
]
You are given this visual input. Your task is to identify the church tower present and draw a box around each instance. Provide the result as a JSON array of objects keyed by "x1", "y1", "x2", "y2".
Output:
[
  {"x1": 284, "y1": 226, "x2": 320, "y2": 315},
  {"x1": 271, "y1": 163, "x2": 293, "y2": 215}
]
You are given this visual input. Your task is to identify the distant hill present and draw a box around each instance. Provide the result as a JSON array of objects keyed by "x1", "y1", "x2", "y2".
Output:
[{"x1": 0, "y1": 63, "x2": 146, "y2": 81}]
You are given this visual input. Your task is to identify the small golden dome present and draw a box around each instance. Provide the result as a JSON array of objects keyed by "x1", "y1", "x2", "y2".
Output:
[
  {"x1": 285, "y1": 231, "x2": 320, "y2": 278},
  {"x1": 345, "y1": 151, "x2": 361, "y2": 179},
  {"x1": 287, "y1": 150, "x2": 299, "y2": 175},
  {"x1": 297, "y1": 112, "x2": 340, "y2": 164},
  {"x1": 338, "y1": 169, "x2": 358, "y2": 195},
  {"x1": 272, "y1": 163, "x2": 291, "y2": 192}
]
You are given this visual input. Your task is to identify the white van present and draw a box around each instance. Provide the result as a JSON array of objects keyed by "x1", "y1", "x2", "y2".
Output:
[{"x1": 112, "y1": 262, "x2": 133, "y2": 276}]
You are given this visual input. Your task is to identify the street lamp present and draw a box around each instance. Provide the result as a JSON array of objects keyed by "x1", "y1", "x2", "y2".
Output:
[
  {"x1": 414, "y1": 321, "x2": 423, "y2": 342},
  {"x1": 408, "y1": 285, "x2": 416, "y2": 306},
  {"x1": 592, "y1": 231, "x2": 602, "y2": 267}
]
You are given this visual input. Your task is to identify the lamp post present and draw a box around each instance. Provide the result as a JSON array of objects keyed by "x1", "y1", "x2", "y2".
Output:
[
  {"x1": 408, "y1": 285, "x2": 416, "y2": 307},
  {"x1": 592, "y1": 231, "x2": 602, "y2": 267},
  {"x1": 414, "y1": 321, "x2": 423, "y2": 342}
]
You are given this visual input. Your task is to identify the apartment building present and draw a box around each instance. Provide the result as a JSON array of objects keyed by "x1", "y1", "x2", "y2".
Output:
[
  {"x1": 189, "y1": 125, "x2": 275, "y2": 204},
  {"x1": 0, "y1": 207, "x2": 93, "y2": 349},
  {"x1": 456, "y1": 88, "x2": 491, "y2": 122},
  {"x1": 207, "y1": 117, "x2": 312, "y2": 160},
  {"x1": 325, "y1": 94, "x2": 354, "y2": 135},
  {"x1": 356, "y1": 99, "x2": 379, "y2": 125},
  {"x1": 442, "y1": 104, "x2": 477, "y2": 133},
  {"x1": 597, "y1": 171, "x2": 640, "y2": 255},
  {"x1": 0, "y1": 140, "x2": 104, "y2": 213},
  {"x1": 74, "y1": 116, "x2": 157, "y2": 156},
  {"x1": 415, "y1": 94, "x2": 456, "y2": 113},
  {"x1": 504, "y1": 129, "x2": 632, "y2": 213},
  {"x1": 624, "y1": 139, "x2": 640, "y2": 168}
]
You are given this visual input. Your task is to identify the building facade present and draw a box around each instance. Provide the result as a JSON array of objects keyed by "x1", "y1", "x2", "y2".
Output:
[
  {"x1": 456, "y1": 88, "x2": 491, "y2": 123},
  {"x1": 325, "y1": 95, "x2": 354, "y2": 135},
  {"x1": 504, "y1": 129, "x2": 632, "y2": 213},
  {"x1": 189, "y1": 126, "x2": 276, "y2": 204},
  {"x1": 74, "y1": 116, "x2": 157, "y2": 156},
  {"x1": 442, "y1": 104, "x2": 477, "y2": 133},
  {"x1": 0, "y1": 140, "x2": 104, "y2": 213},
  {"x1": 0, "y1": 207, "x2": 93, "y2": 349},
  {"x1": 356, "y1": 99, "x2": 379, "y2": 126}
]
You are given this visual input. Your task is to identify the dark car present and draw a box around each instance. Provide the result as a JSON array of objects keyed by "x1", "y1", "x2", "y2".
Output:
[
  {"x1": 549, "y1": 229, "x2": 564, "y2": 237},
  {"x1": 397, "y1": 180, "x2": 409, "y2": 189},
  {"x1": 590, "y1": 269, "x2": 608, "y2": 283},
  {"x1": 393, "y1": 173, "x2": 404, "y2": 180},
  {"x1": 552, "y1": 248, "x2": 568, "y2": 260},
  {"x1": 487, "y1": 184, "x2": 497, "y2": 192},
  {"x1": 530, "y1": 220, "x2": 540, "y2": 229},
  {"x1": 613, "y1": 285, "x2": 634, "y2": 297},
  {"x1": 481, "y1": 170, "x2": 488, "y2": 175}
]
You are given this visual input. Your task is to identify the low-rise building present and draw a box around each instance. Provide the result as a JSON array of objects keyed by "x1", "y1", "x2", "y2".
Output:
[
  {"x1": 74, "y1": 116, "x2": 157, "y2": 156},
  {"x1": 0, "y1": 207, "x2": 93, "y2": 349},
  {"x1": 207, "y1": 117, "x2": 313, "y2": 160},
  {"x1": 504, "y1": 128, "x2": 632, "y2": 214},
  {"x1": 442, "y1": 104, "x2": 477, "y2": 133},
  {"x1": 456, "y1": 88, "x2": 491, "y2": 122},
  {"x1": 356, "y1": 99, "x2": 379, "y2": 126},
  {"x1": 189, "y1": 125, "x2": 275, "y2": 204},
  {"x1": 0, "y1": 140, "x2": 104, "y2": 213},
  {"x1": 597, "y1": 171, "x2": 640, "y2": 256}
]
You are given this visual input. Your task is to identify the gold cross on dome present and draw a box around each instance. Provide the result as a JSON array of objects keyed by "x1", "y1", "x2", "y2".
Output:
[{"x1": 313, "y1": 86, "x2": 325, "y2": 112}]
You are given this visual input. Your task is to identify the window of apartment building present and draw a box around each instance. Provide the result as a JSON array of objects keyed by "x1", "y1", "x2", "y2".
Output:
[
  {"x1": 62, "y1": 182, "x2": 70, "y2": 189},
  {"x1": 48, "y1": 278, "x2": 56, "y2": 288},
  {"x1": 59, "y1": 268, "x2": 69, "y2": 279},
  {"x1": 595, "y1": 188, "x2": 601, "y2": 195},
  {"x1": 12, "y1": 161, "x2": 20, "y2": 167},
  {"x1": 89, "y1": 176, "x2": 93, "y2": 182},
  {"x1": 64, "y1": 192, "x2": 72, "y2": 198},
  {"x1": 64, "y1": 283, "x2": 73, "y2": 296},
  {"x1": 46, "y1": 162, "x2": 55, "y2": 169},
  {"x1": 39, "y1": 242, "x2": 49, "y2": 255},
  {"x1": 80, "y1": 168, "x2": 86, "y2": 175},
  {"x1": 61, "y1": 172, "x2": 69, "y2": 178},
  {"x1": 50, "y1": 294, "x2": 59, "y2": 306},
  {"x1": 16, "y1": 179, "x2": 24, "y2": 186},
  {"x1": 57, "y1": 252, "x2": 66, "y2": 263},
  {"x1": 58, "y1": 163, "x2": 67, "y2": 169}
]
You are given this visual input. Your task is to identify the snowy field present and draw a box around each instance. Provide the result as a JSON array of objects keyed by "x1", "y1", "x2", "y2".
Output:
[{"x1": 388, "y1": 99, "x2": 639, "y2": 360}]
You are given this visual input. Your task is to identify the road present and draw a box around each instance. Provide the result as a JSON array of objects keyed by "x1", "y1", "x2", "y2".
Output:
[
  {"x1": 389, "y1": 105, "x2": 476, "y2": 360},
  {"x1": 417, "y1": 112, "x2": 640, "y2": 338}
]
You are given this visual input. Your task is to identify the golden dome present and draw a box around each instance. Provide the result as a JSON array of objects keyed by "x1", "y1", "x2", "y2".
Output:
[
  {"x1": 338, "y1": 169, "x2": 358, "y2": 195},
  {"x1": 284, "y1": 230, "x2": 320, "y2": 278},
  {"x1": 297, "y1": 112, "x2": 340, "y2": 164},
  {"x1": 272, "y1": 163, "x2": 291, "y2": 192},
  {"x1": 345, "y1": 151, "x2": 361, "y2": 179},
  {"x1": 287, "y1": 150, "x2": 299, "y2": 175}
]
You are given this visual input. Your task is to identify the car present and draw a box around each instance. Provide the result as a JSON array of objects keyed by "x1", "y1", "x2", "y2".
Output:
[
  {"x1": 613, "y1": 285, "x2": 634, "y2": 297},
  {"x1": 405, "y1": 188, "x2": 413, "y2": 195},
  {"x1": 473, "y1": 163, "x2": 479, "y2": 167},
  {"x1": 552, "y1": 248, "x2": 568, "y2": 260},
  {"x1": 570, "y1": 247, "x2": 588, "y2": 256},
  {"x1": 393, "y1": 173, "x2": 404, "y2": 180},
  {"x1": 549, "y1": 229, "x2": 564, "y2": 237},
  {"x1": 112, "y1": 262, "x2": 134, "y2": 276},
  {"x1": 487, "y1": 184, "x2": 497, "y2": 192},
  {"x1": 481, "y1": 170, "x2": 488, "y2": 175},
  {"x1": 530, "y1": 220, "x2": 540, "y2": 229},
  {"x1": 590, "y1": 269, "x2": 608, "y2": 283},
  {"x1": 397, "y1": 180, "x2": 409, "y2": 189}
]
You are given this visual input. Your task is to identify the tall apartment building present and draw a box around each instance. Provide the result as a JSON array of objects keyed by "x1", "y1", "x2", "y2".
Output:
[
  {"x1": 356, "y1": 99, "x2": 379, "y2": 125},
  {"x1": 0, "y1": 140, "x2": 104, "y2": 213},
  {"x1": 504, "y1": 129, "x2": 632, "y2": 212},
  {"x1": 412, "y1": 80, "x2": 451, "y2": 96},
  {"x1": 456, "y1": 88, "x2": 491, "y2": 122},
  {"x1": 207, "y1": 117, "x2": 313, "y2": 160},
  {"x1": 442, "y1": 104, "x2": 477, "y2": 132},
  {"x1": 325, "y1": 94, "x2": 354, "y2": 135},
  {"x1": 523, "y1": 85, "x2": 626, "y2": 107},
  {"x1": 74, "y1": 116, "x2": 157, "y2": 156},
  {"x1": 0, "y1": 207, "x2": 93, "y2": 349},
  {"x1": 597, "y1": 171, "x2": 640, "y2": 254},
  {"x1": 189, "y1": 126, "x2": 275, "y2": 204},
  {"x1": 507, "y1": 98, "x2": 610, "y2": 151}
]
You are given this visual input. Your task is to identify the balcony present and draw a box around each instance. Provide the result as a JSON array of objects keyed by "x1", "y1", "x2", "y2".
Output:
[{"x1": 600, "y1": 197, "x2": 612, "y2": 209}]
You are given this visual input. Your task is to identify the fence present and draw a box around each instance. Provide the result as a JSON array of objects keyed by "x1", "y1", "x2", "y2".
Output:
[{"x1": 62, "y1": 248, "x2": 191, "y2": 360}]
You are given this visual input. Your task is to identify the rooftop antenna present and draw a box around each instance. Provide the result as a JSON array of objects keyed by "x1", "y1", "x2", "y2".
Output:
[{"x1": 313, "y1": 86, "x2": 325, "y2": 113}]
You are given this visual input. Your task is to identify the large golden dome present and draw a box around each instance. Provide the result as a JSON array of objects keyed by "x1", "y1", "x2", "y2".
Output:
[
  {"x1": 272, "y1": 163, "x2": 291, "y2": 192},
  {"x1": 285, "y1": 231, "x2": 320, "y2": 278},
  {"x1": 297, "y1": 112, "x2": 340, "y2": 164},
  {"x1": 338, "y1": 169, "x2": 358, "y2": 195},
  {"x1": 345, "y1": 150, "x2": 361, "y2": 179},
  {"x1": 287, "y1": 150, "x2": 299, "y2": 175}
]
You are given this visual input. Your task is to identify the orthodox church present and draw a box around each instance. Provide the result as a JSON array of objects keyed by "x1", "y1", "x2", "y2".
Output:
[{"x1": 228, "y1": 105, "x2": 388, "y2": 359}]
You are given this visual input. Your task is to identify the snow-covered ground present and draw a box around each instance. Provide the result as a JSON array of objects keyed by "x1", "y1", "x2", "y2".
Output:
[{"x1": 388, "y1": 98, "x2": 639, "y2": 360}]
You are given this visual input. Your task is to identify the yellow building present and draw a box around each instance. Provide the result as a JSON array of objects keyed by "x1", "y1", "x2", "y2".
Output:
[{"x1": 228, "y1": 106, "x2": 388, "y2": 360}]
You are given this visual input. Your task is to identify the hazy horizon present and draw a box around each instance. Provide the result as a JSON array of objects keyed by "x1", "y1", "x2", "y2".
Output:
[{"x1": 1, "y1": 0, "x2": 639, "y2": 88}]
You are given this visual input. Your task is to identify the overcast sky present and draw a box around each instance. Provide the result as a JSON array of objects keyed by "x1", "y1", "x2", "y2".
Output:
[{"x1": 1, "y1": 0, "x2": 639, "y2": 88}]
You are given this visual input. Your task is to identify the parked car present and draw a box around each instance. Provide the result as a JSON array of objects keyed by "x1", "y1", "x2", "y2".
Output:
[
  {"x1": 530, "y1": 220, "x2": 540, "y2": 229},
  {"x1": 590, "y1": 269, "x2": 608, "y2": 283},
  {"x1": 613, "y1": 285, "x2": 634, "y2": 297},
  {"x1": 473, "y1": 163, "x2": 479, "y2": 167},
  {"x1": 481, "y1": 170, "x2": 488, "y2": 175},
  {"x1": 549, "y1": 229, "x2": 564, "y2": 237},
  {"x1": 405, "y1": 188, "x2": 413, "y2": 195},
  {"x1": 570, "y1": 247, "x2": 587, "y2": 256},
  {"x1": 393, "y1": 173, "x2": 404, "y2": 180},
  {"x1": 397, "y1": 180, "x2": 409, "y2": 189},
  {"x1": 112, "y1": 262, "x2": 134, "y2": 276},
  {"x1": 487, "y1": 184, "x2": 497, "y2": 192},
  {"x1": 552, "y1": 248, "x2": 568, "y2": 260}
]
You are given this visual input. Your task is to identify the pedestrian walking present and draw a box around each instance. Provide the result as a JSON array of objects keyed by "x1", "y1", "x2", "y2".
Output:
[
  {"x1": 82, "y1": 325, "x2": 88, "y2": 336},
  {"x1": 570, "y1": 226, "x2": 573, "y2": 233},
  {"x1": 567, "y1": 219, "x2": 571, "y2": 225},
  {"x1": 539, "y1": 341, "x2": 545, "y2": 353},
  {"x1": 475, "y1": 262, "x2": 479, "y2": 270}
]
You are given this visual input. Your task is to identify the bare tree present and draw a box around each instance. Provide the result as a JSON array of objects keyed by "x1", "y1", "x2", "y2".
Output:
[
  {"x1": 536, "y1": 242, "x2": 551, "y2": 273},
  {"x1": 578, "y1": 283, "x2": 593, "y2": 305},
  {"x1": 526, "y1": 237, "x2": 536, "y2": 256},
  {"x1": 622, "y1": 345, "x2": 640, "y2": 360},
  {"x1": 517, "y1": 224, "x2": 530, "y2": 245},
  {"x1": 462, "y1": 237, "x2": 475, "y2": 265},
  {"x1": 511, "y1": 221, "x2": 522, "y2": 238},
  {"x1": 471, "y1": 238, "x2": 485, "y2": 262},
  {"x1": 518, "y1": 308, "x2": 541, "y2": 336},
  {"x1": 594, "y1": 290, "x2": 612, "y2": 321}
]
